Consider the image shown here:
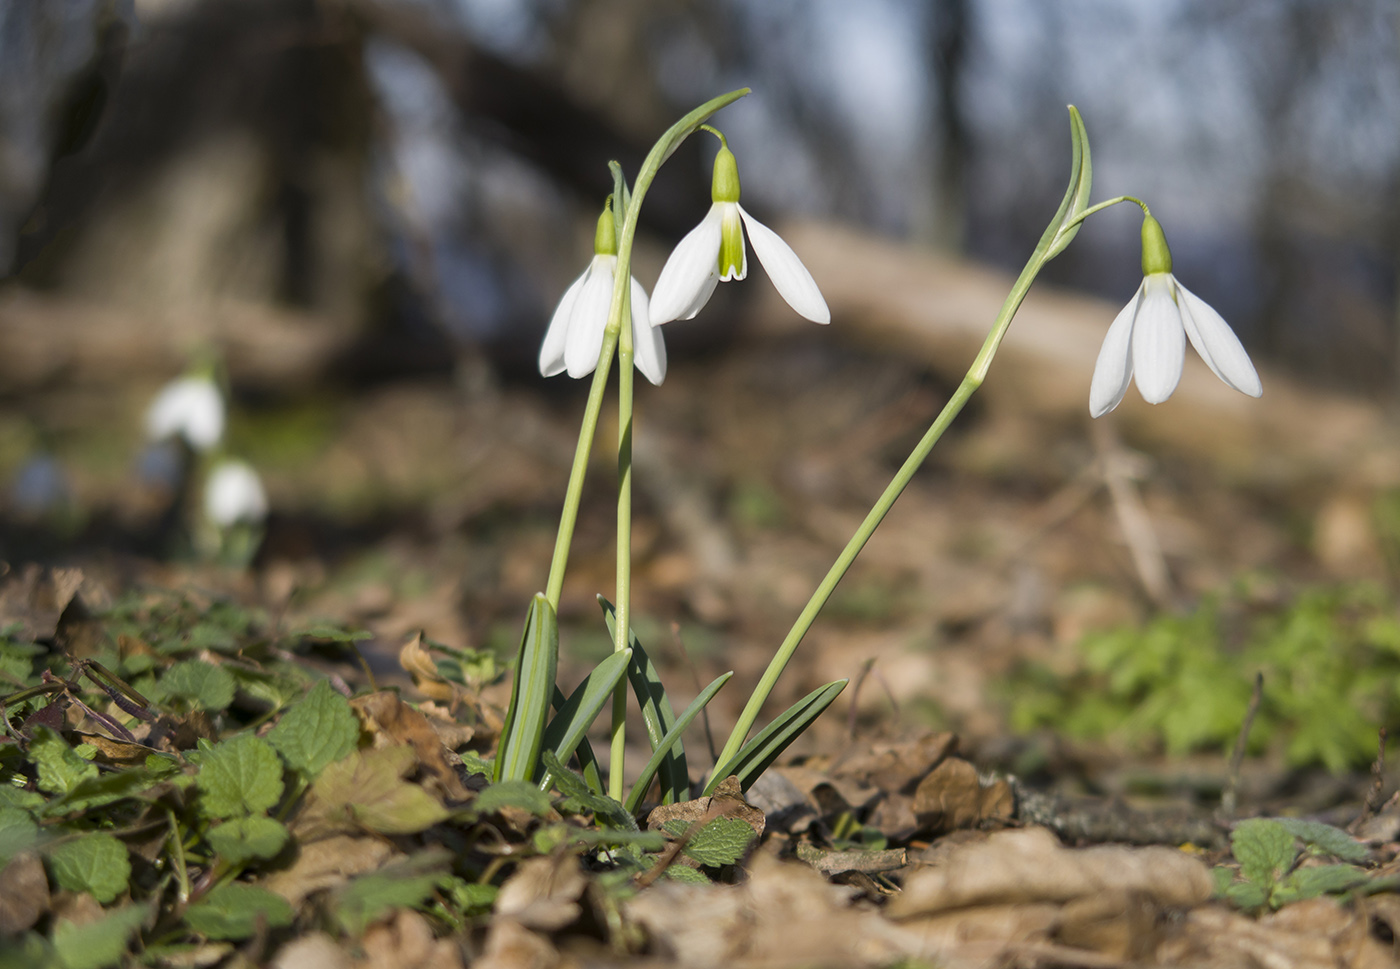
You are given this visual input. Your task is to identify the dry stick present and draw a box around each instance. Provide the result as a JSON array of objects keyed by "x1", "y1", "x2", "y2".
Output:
[
  {"x1": 1091, "y1": 420, "x2": 1172, "y2": 607},
  {"x1": 1357, "y1": 727, "x2": 1389, "y2": 827},
  {"x1": 670, "y1": 621, "x2": 719, "y2": 767},
  {"x1": 1220, "y1": 672, "x2": 1265, "y2": 819},
  {"x1": 846, "y1": 658, "x2": 878, "y2": 740}
]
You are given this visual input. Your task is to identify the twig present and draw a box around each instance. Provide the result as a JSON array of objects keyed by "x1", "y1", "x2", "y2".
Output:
[
  {"x1": 1356, "y1": 727, "x2": 1389, "y2": 828},
  {"x1": 846, "y1": 658, "x2": 877, "y2": 740},
  {"x1": 1090, "y1": 420, "x2": 1172, "y2": 607},
  {"x1": 671, "y1": 621, "x2": 718, "y2": 766},
  {"x1": 1220, "y1": 672, "x2": 1264, "y2": 819}
]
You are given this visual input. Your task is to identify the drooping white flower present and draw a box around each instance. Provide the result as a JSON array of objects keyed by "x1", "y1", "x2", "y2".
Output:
[
  {"x1": 649, "y1": 132, "x2": 829, "y2": 327},
  {"x1": 539, "y1": 202, "x2": 666, "y2": 385},
  {"x1": 145, "y1": 374, "x2": 225, "y2": 451},
  {"x1": 1089, "y1": 215, "x2": 1261, "y2": 418},
  {"x1": 204, "y1": 460, "x2": 268, "y2": 527}
]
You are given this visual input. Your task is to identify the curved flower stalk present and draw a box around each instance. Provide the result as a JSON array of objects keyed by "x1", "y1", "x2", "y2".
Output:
[
  {"x1": 1089, "y1": 214, "x2": 1262, "y2": 417},
  {"x1": 540, "y1": 202, "x2": 666, "y2": 385},
  {"x1": 650, "y1": 127, "x2": 829, "y2": 327},
  {"x1": 145, "y1": 373, "x2": 225, "y2": 452}
]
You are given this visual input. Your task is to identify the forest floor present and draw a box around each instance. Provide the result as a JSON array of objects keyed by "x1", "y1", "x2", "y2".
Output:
[{"x1": 3, "y1": 318, "x2": 1400, "y2": 968}]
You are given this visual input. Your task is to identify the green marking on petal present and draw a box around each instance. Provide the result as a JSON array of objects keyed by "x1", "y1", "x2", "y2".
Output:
[{"x1": 718, "y1": 205, "x2": 744, "y2": 279}]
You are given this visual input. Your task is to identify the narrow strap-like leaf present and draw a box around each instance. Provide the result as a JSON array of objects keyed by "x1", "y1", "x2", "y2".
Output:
[
  {"x1": 495, "y1": 595, "x2": 558, "y2": 783},
  {"x1": 600, "y1": 596, "x2": 690, "y2": 803},
  {"x1": 538, "y1": 648, "x2": 632, "y2": 790},
  {"x1": 704, "y1": 679, "x2": 847, "y2": 795},
  {"x1": 1043, "y1": 106, "x2": 1093, "y2": 261},
  {"x1": 625, "y1": 671, "x2": 733, "y2": 813},
  {"x1": 552, "y1": 686, "x2": 604, "y2": 794}
]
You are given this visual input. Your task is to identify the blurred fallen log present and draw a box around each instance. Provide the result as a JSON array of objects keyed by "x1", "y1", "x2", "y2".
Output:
[{"x1": 758, "y1": 221, "x2": 1400, "y2": 486}]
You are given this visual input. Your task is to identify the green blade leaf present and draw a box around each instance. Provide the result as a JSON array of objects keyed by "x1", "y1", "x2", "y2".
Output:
[
  {"x1": 1043, "y1": 105, "x2": 1093, "y2": 260},
  {"x1": 537, "y1": 648, "x2": 632, "y2": 789},
  {"x1": 266, "y1": 679, "x2": 360, "y2": 779},
  {"x1": 551, "y1": 686, "x2": 604, "y2": 794},
  {"x1": 52, "y1": 901, "x2": 149, "y2": 969},
  {"x1": 601, "y1": 596, "x2": 689, "y2": 804},
  {"x1": 495, "y1": 595, "x2": 559, "y2": 783},
  {"x1": 626, "y1": 671, "x2": 733, "y2": 813},
  {"x1": 704, "y1": 679, "x2": 847, "y2": 795}
]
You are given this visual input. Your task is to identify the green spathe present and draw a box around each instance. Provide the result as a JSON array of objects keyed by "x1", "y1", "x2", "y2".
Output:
[
  {"x1": 1140, "y1": 214, "x2": 1173, "y2": 276},
  {"x1": 593, "y1": 200, "x2": 617, "y2": 257}
]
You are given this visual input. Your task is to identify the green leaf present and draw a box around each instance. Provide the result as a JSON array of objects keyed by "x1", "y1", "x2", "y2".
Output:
[
  {"x1": 1282, "y1": 864, "x2": 1370, "y2": 903},
  {"x1": 443, "y1": 878, "x2": 499, "y2": 917},
  {"x1": 156, "y1": 660, "x2": 236, "y2": 712},
  {"x1": 266, "y1": 679, "x2": 360, "y2": 778},
  {"x1": 30, "y1": 727, "x2": 98, "y2": 796},
  {"x1": 1223, "y1": 879, "x2": 1269, "y2": 911},
  {"x1": 495, "y1": 595, "x2": 558, "y2": 783},
  {"x1": 473, "y1": 779, "x2": 552, "y2": 817},
  {"x1": 603, "y1": 596, "x2": 688, "y2": 805},
  {"x1": 197, "y1": 734, "x2": 285, "y2": 819},
  {"x1": 1274, "y1": 818, "x2": 1369, "y2": 863},
  {"x1": 44, "y1": 766, "x2": 160, "y2": 816},
  {"x1": 292, "y1": 624, "x2": 372, "y2": 644},
  {"x1": 539, "y1": 751, "x2": 635, "y2": 830},
  {"x1": 660, "y1": 863, "x2": 711, "y2": 885},
  {"x1": 537, "y1": 648, "x2": 631, "y2": 789},
  {"x1": 1044, "y1": 105, "x2": 1093, "y2": 260},
  {"x1": 46, "y1": 834, "x2": 130, "y2": 904},
  {"x1": 331, "y1": 850, "x2": 450, "y2": 936},
  {"x1": 0, "y1": 807, "x2": 40, "y2": 863},
  {"x1": 459, "y1": 751, "x2": 493, "y2": 777},
  {"x1": 206, "y1": 816, "x2": 289, "y2": 864},
  {"x1": 626, "y1": 671, "x2": 733, "y2": 813},
  {"x1": 705, "y1": 679, "x2": 847, "y2": 794},
  {"x1": 0, "y1": 933, "x2": 56, "y2": 969},
  {"x1": 183, "y1": 882, "x2": 293, "y2": 940},
  {"x1": 310, "y1": 746, "x2": 448, "y2": 834},
  {"x1": 52, "y1": 902, "x2": 148, "y2": 969},
  {"x1": 664, "y1": 815, "x2": 757, "y2": 867},
  {"x1": 0, "y1": 785, "x2": 45, "y2": 812},
  {"x1": 1231, "y1": 818, "x2": 1296, "y2": 886}
]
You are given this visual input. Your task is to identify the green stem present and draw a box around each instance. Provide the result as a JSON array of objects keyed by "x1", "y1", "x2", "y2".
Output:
[
  {"x1": 1057, "y1": 195, "x2": 1148, "y2": 235},
  {"x1": 543, "y1": 343, "x2": 617, "y2": 612},
  {"x1": 611, "y1": 289, "x2": 635, "y2": 801},
  {"x1": 706, "y1": 229, "x2": 1058, "y2": 786}
]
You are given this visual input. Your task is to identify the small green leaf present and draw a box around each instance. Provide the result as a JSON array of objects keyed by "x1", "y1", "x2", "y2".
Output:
[
  {"x1": 52, "y1": 901, "x2": 148, "y2": 969},
  {"x1": 1223, "y1": 879, "x2": 1269, "y2": 911},
  {"x1": 665, "y1": 816, "x2": 757, "y2": 867},
  {"x1": 197, "y1": 734, "x2": 285, "y2": 819},
  {"x1": 1274, "y1": 818, "x2": 1369, "y2": 863},
  {"x1": 0, "y1": 933, "x2": 56, "y2": 969},
  {"x1": 30, "y1": 728, "x2": 98, "y2": 796},
  {"x1": 443, "y1": 878, "x2": 498, "y2": 917},
  {"x1": 473, "y1": 780, "x2": 552, "y2": 817},
  {"x1": 156, "y1": 660, "x2": 236, "y2": 712},
  {"x1": 47, "y1": 834, "x2": 130, "y2": 904},
  {"x1": 660, "y1": 863, "x2": 711, "y2": 885},
  {"x1": 540, "y1": 751, "x2": 634, "y2": 830},
  {"x1": 459, "y1": 751, "x2": 493, "y2": 777},
  {"x1": 206, "y1": 817, "x2": 289, "y2": 864},
  {"x1": 1231, "y1": 818, "x2": 1296, "y2": 886},
  {"x1": 292, "y1": 624, "x2": 372, "y2": 644},
  {"x1": 1286, "y1": 864, "x2": 1370, "y2": 900},
  {"x1": 183, "y1": 882, "x2": 293, "y2": 940},
  {"x1": 331, "y1": 851, "x2": 450, "y2": 936},
  {"x1": 266, "y1": 680, "x2": 360, "y2": 778}
]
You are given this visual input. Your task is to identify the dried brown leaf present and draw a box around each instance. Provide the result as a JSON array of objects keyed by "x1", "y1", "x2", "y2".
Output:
[
  {"x1": 829, "y1": 732, "x2": 959, "y2": 793},
  {"x1": 357, "y1": 909, "x2": 463, "y2": 969},
  {"x1": 493, "y1": 856, "x2": 586, "y2": 932},
  {"x1": 264, "y1": 835, "x2": 395, "y2": 908},
  {"x1": 910, "y1": 758, "x2": 1014, "y2": 834},
  {"x1": 475, "y1": 918, "x2": 560, "y2": 969},
  {"x1": 352, "y1": 691, "x2": 469, "y2": 801},
  {"x1": 889, "y1": 826, "x2": 1212, "y2": 917},
  {"x1": 1158, "y1": 901, "x2": 1395, "y2": 969},
  {"x1": 271, "y1": 932, "x2": 350, "y2": 969},
  {"x1": 0, "y1": 852, "x2": 50, "y2": 934}
]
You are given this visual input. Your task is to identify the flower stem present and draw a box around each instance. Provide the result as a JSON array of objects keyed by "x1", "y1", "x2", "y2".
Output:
[
  {"x1": 611, "y1": 287, "x2": 636, "y2": 801},
  {"x1": 706, "y1": 222, "x2": 1064, "y2": 787},
  {"x1": 543, "y1": 341, "x2": 617, "y2": 612}
]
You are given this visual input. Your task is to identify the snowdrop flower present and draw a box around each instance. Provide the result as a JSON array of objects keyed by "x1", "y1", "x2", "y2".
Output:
[
  {"x1": 1089, "y1": 215, "x2": 1261, "y2": 417},
  {"x1": 145, "y1": 374, "x2": 225, "y2": 451},
  {"x1": 204, "y1": 459, "x2": 268, "y2": 527},
  {"x1": 539, "y1": 202, "x2": 666, "y2": 385},
  {"x1": 650, "y1": 128, "x2": 829, "y2": 327}
]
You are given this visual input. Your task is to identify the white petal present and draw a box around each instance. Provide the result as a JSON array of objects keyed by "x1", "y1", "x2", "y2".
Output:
[
  {"x1": 564, "y1": 256, "x2": 615, "y2": 378},
  {"x1": 628, "y1": 276, "x2": 667, "y2": 385},
  {"x1": 649, "y1": 205, "x2": 724, "y2": 326},
  {"x1": 738, "y1": 205, "x2": 830, "y2": 324},
  {"x1": 1089, "y1": 283, "x2": 1142, "y2": 417},
  {"x1": 145, "y1": 376, "x2": 225, "y2": 451},
  {"x1": 539, "y1": 270, "x2": 586, "y2": 377},
  {"x1": 675, "y1": 272, "x2": 720, "y2": 322},
  {"x1": 1131, "y1": 274, "x2": 1185, "y2": 404},
  {"x1": 204, "y1": 460, "x2": 268, "y2": 526},
  {"x1": 1173, "y1": 278, "x2": 1262, "y2": 398}
]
